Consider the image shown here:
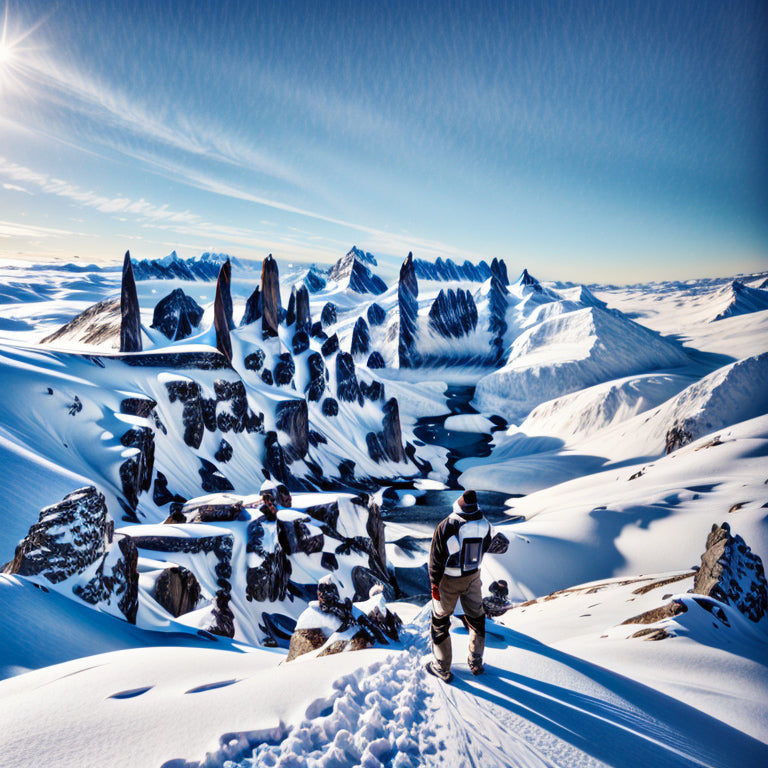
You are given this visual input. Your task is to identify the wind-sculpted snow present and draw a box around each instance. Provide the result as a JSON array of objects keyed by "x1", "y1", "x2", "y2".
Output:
[{"x1": 474, "y1": 306, "x2": 690, "y2": 421}]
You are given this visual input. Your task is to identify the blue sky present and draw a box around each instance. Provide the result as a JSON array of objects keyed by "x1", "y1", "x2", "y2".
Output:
[{"x1": 0, "y1": 0, "x2": 765, "y2": 282}]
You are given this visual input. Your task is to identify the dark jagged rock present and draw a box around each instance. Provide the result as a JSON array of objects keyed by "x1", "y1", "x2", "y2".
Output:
[
  {"x1": 336, "y1": 352, "x2": 361, "y2": 403},
  {"x1": 305, "y1": 352, "x2": 326, "y2": 402},
  {"x1": 73, "y1": 535, "x2": 139, "y2": 623},
  {"x1": 428, "y1": 288, "x2": 478, "y2": 338},
  {"x1": 3, "y1": 487, "x2": 113, "y2": 583},
  {"x1": 215, "y1": 439, "x2": 233, "y2": 463},
  {"x1": 68, "y1": 396, "x2": 82, "y2": 416},
  {"x1": 244, "y1": 349, "x2": 266, "y2": 372},
  {"x1": 308, "y1": 430, "x2": 327, "y2": 447},
  {"x1": 490, "y1": 257, "x2": 509, "y2": 286},
  {"x1": 338, "y1": 459, "x2": 355, "y2": 483},
  {"x1": 350, "y1": 317, "x2": 371, "y2": 358},
  {"x1": 119, "y1": 427, "x2": 155, "y2": 509},
  {"x1": 166, "y1": 380, "x2": 205, "y2": 449},
  {"x1": 366, "y1": 351, "x2": 385, "y2": 369},
  {"x1": 276, "y1": 399, "x2": 309, "y2": 459},
  {"x1": 154, "y1": 566, "x2": 200, "y2": 617},
  {"x1": 693, "y1": 522, "x2": 768, "y2": 623},
  {"x1": 322, "y1": 397, "x2": 339, "y2": 417},
  {"x1": 413, "y1": 256, "x2": 493, "y2": 282},
  {"x1": 261, "y1": 368, "x2": 274, "y2": 385},
  {"x1": 198, "y1": 458, "x2": 234, "y2": 493},
  {"x1": 120, "y1": 397, "x2": 157, "y2": 418},
  {"x1": 182, "y1": 500, "x2": 244, "y2": 523},
  {"x1": 241, "y1": 286, "x2": 262, "y2": 327},
  {"x1": 321, "y1": 334, "x2": 339, "y2": 357},
  {"x1": 360, "y1": 380, "x2": 384, "y2": 401},
  {"x1": 213, "y1": 260, "x2": 234, "y2": 361},
  {"x1": 381, "y1": 397, "x2": 404, "y2": 462},
  {"x1": 120, "y1": 251, "x2": 143, "y2": 353},
  {"x1": 329, "y1": 247, "x2": 387, "y2": 294},
  {"x1": 304, "y1": 265, "x2": 327, "y2": 293},
  {"x1": 310, "y1": 321, "x2": 326, "y2": 339},
  {"x1": 517, "y1": 268, "x2": 542, "y2": 291},
  {"x1": 287, "y1": 284, "x2": 311, "y2": 332},
  {"x1": 366, "y1": 432, "x2": 385, "y2": 462},
  {"x1": 261, "y1": 254, "x2": 282, "y2": 339},
  {"x1": 264, "y1": 431, "x2": 289, "y2": 483},
  {"x1": 321, "y1": 302, "x2": 337, "y2": 328},
  {"x1": 665, "y1": 420, "x2": 694, "y2": 453},
  {"x1": 153, "y1": 472, "x2": 186, "y2": 506},
  {"x1": 274, "y1": 353, "x2": 295, "y2": 387},
  {"x1": 150, "y1": 288, "x2": 204, "y2": 341},
  {"x1": 398, "y1": 252, "x2": 421, "y2": 368},
  {"x1": 367, "y1": 303, "x2": 386, "y2": 326},
  {"x1": 488, "y1": 275, "x2": 509, "y2": 367},
  {"x1": 292, "y1": 330, "x2": 309, "y2": 355}
]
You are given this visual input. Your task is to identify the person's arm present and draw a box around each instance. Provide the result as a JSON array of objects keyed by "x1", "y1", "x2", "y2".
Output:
[
  {"x1": 429, "y1": 519, "x2": 449, "y2": 595},
  {"x1": 482, "y1": 521, "x2": 494, "y2": 555}
]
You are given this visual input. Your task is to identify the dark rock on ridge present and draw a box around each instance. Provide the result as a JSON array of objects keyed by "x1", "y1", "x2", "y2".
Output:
[
  {"x1": 428, "y1": 288, "x2": 478, "y2": 338},
  {"x1": 213, "y1": 259, "x2": 234, "y2": 361},
  {"x1": 154, "y1": 566, "x2": 200, "y2": 617},
  {"x1": 274, "y1": 353, "x2": 295, "y2": 387},
  {"x1": 215, "y1": 439, "x2": 233, "y2": 463},
  {"x1": 3, "y1": 486, "x2": 113, "y2": 583},
  {"x1": 119, "y1": 427, "x2": 155, "y2": 510},
  {"x1": 286, "y1": 284, "x2": 311, "y2": 332},
  {"x1": 382, "y1": 398, "x2": 404, "y2": 462},
  {"x1": 367, "y1": 303, "x2": 386, "y2": 326},
  {"x1": 131, "y1": 251, "x2": 239, "y2": 281},
  {"x1": 276, "y1": 399, "x2": 309, "y2": 459},
  {"x1": 665, "y1": 420, "x2": 694, "y2": 454},
  {"x1": 150, "y1": 288, "x2": 204, "y2": 341},
  {"x1": 304, "y1": 265, "x2": 327, "y2": 293},
  {"x1": 120, "y1": 251, "x2": 143, "y2": 353},
  {"x1": 488, "y1": 275, "x2": 508, "y2": 366},
  {"x1": 367, "y1": 351, "x2": 385, "y2": 369},
  {"x1": 244, "y1": 349, "x2": 265, "y2": 371},
  {"x1": 322, "y1": 397, "x2": 339, "y2": 417},
  {"x1": 292, "y1": 331, "x2": 309, "y2": 355},
  {"x1": 413, "y1": 257, "x2": 499, "y2": 283},
  {"x1": 198, "y1": 458, "x2": 235, "y2": 493},
  {"x1": 517, "y1": 268, "x2": 542, "y2": 291},
  {"x1": 321, "y1": 334, "x2": 339, "y2": 357},
  {"x1": 490, "y1": 258, "x2": 509, "y2": 286},
  {"x1": 264, "y1": 431, "x2": 289, "y2": 484},
  {"x1": 321, "y1": 302, "x2": 337, "y2": 328},
  {"x1": 261, "y1": 254, "x2": 282, "y2": 339},
  {"x1": 336, "y1": 352, "x2": 361, "y2": 403},
  {"x1": 693, "y1": 522, "x2": 768, "y2": 623},
  {"x1": 350, "y1": 317, "x2": 371, "y2": 357},
  {"x1": 398, "y1": 252, "x2": 421, "y2": 368},
  {"x1": 305, "y1": 352, "x2": 326, "y2": 402},
  {"x1": 241, "y1": 286, "x2": 262, "y2": 327}
]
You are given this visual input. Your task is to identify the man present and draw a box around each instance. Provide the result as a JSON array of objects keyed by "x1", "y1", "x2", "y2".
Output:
[{"x1": 428, "y1": 489, "x2": 492, "y2": 680}]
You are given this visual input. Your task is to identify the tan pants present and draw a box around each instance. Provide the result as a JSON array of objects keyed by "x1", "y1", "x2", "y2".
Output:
[{"x1": 431, "y1": 571, "x2": 485, "y2": 672}]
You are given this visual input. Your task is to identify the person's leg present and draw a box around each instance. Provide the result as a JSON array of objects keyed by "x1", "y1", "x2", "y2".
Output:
[
  {"x1": 431, "y1": 576, "x2": 461, "y2": 674},
  {"x1": 459, "y1": 572, "x2": 486, "y2": 668}
]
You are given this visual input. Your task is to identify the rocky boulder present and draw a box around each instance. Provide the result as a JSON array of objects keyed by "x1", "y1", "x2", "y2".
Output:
[
  {"x1": 151, "y1": 288, "x2": 205, "y2": 341},
  {"x1": 381, "y1": 397, "x2": 404, "y2": 462},
  {"x1": 336, "y1": 352, "x2": 361, "y2": 403},
  {"x1": 350, "y1": 317, "x2": 370, "y2": 357},
  {"x1": 367, "y1": 302, "x2": 386, "y2": 326},
  {"x1": 321, "y1": 302, "x2": 337, "y2": 328},
  {"x1": 367, "y1": 351, "x2": 385, "y2": 369},
  {"x1": 3, "y1": 487, "x2": 113, "y2": 583},
  {"x1": 153, "y1": 565, "x2": 201, "y2": 617},
  {"x1": 693, "y1": 522, "x2": 768, "y2": 623},
  {"x1": 305, "y1": 352, "x2": 327, "y2": 402}
]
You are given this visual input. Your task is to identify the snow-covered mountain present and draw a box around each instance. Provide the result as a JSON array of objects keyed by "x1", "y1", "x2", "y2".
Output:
[
  {"x1": 1, "y1": 250, "x2": 767, "y2": 768},
  {"x1": 132, "y1": 251, "x2": 244, "y2": 281}
]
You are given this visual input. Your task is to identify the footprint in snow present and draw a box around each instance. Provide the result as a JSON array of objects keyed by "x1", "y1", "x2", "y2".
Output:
[
  {"x1": 185, "y1": 679, "x2": 239, "y2": 694},
  {"x1": 108, "y1": 686, "x2": 153, "y2": 700}
]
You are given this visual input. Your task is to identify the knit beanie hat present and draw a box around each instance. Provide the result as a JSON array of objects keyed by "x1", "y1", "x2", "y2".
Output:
[{"x1": 457, "y1": 490, "x2": 478, "y2": 514}]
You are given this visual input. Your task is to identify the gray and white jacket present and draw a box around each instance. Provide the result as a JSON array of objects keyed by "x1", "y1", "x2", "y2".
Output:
[{"x1": 429, "y1": 500, "x2": 493, "y2": 583}]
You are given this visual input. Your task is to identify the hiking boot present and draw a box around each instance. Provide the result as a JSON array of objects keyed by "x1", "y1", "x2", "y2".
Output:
[
  {"x1": 468, "y1": 654, "x2": 484, "y2": 675},
  {"x1": 426, "y1": 660, "x2": 453, "y2": 682}
]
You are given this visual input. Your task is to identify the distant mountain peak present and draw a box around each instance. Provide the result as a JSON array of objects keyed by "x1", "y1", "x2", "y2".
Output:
[
  {"x1": 131, "y1": 251, "x2": 239, "y2": 281},
  {"x1": 329, "y1": 247, "x2": 386, "y2": 294}
]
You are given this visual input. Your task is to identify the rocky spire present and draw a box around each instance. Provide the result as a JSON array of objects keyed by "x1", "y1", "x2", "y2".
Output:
[
  {"x1": 213, "y1": 259, "x2": 233, "y2": 362},
  {"x1": 120, "y1": 251, "x2": 142, "y2": 353},
  {"x1": 398, "y1": 252, "x2": 420, "y2": 368},
  {"x1": 488, "y1": 274, "x2": 508, "y2": 367},
  {"x1": 261, "y1": 254, "x2": 282, "y2": 339},
  {"x1": 295, "y1": 284, "x2": 311, "y2": 332},
  {"x1": 241, "y1": 286, "x2": 262, "y2": 327},
  {"x1": 350, "y1": 316, "x2": 371, "y2": 357},
  {"x1": 490, "y1": 257, "x2": 509, "y2": 286},
  {"x1": 381, "y1": 397, "x2": 404, "y2": 462}
]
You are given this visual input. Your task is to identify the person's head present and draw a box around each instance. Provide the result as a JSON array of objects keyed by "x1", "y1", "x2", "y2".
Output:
[
  {"x1": 456, "y1": 489, "x2": 478, "y2": 515},
  {"x1": 276, "y1": 483, "x2": 292, "y2": 508}
]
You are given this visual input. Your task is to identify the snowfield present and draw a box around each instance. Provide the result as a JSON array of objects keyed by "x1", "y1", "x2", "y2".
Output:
[{"x1": 0, "y1": 255, "x2": 767, "y2": 767}]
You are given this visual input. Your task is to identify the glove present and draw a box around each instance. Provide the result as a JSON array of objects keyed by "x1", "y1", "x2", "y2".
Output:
[{"x1": 431, "y1": 584, "x2": 441, "y2": 602}]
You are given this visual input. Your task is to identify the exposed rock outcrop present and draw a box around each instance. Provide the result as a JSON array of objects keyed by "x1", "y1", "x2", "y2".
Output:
[
  {"x1": 213, "y1": 260, "x2": 234, "y2": 361},
  {"x1": 693, "y1": 522, "x2": 768, "y2": 623},
  {"x1": 261, "y1": 254, "x2": 282, "y2": 339},
  {"x1": 276, "y1": 399, "x2": 309, "y2": 459},
  {"x1": 41, "y1": 299, "x2": 122, "y2": 349},
  {"x1": 241, "y1": 286, "x2": 262, "y2": 327},
  {"x1": 321, "y1": 334, "x2": 339, "y2": 357},
  {"x1": 305, "y1": 352, "x2": 327, "y2": 402},
  {"x1": 3, "y1": 487, "x2": 113, "y2": 583},
  {"x1": 336, "y1": 352, "x2": 361, "y2": 403},
  {"x1": 413, "y1": 256, "x2": 493, "y2": 282},
  {"x1": 367, "y1": 303, "x2": 386, "y2": 326},
  {"x1": 367, "y1": 351, "x2": 385, "y2": 369},
  {"x1": 286, "y1": 284, "x2": 311, "y2": 332},
  {"x1": 488, "y1": 274, "x2": 508, "y2": 366},
  {"x1": 120, "y1": 251, "x2": 143, "y2": 353},
  {"x1": 381, "y1": 397, "x2": 404, "y2": 462},
  {"x1": 321, "y1": 302, "x2": 337, "y2": 328},
  {"x1": 665, "y1": 420, "x2": 694, "y2": 453},
  {"x1": 350, "y1": 317, "x2": 371, "y2": 357},
  {"x1": 428, "y1": 288, "x2": 478, "y2": 338},
  {"x1": 119, "y1": 426, "x2": 155, "y2": 510},
  {"x1": 150, "y1": 288, "x2": 204, "y2": 341},
  {"x1": 398, "y1": 252, "x2": 421, "y2": 368},
  {"x1": 153, "y1": 565, "x2": 201, "y2": 617}
]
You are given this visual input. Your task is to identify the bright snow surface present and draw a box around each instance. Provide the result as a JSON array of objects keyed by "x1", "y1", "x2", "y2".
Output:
[{"x1": 0, "y1": 259, "x2": 767, "y2": 766}]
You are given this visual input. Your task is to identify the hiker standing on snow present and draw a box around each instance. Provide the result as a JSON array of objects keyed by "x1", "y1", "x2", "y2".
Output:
[{"x1": 428, "y1": 490, "x2": 493, "y2": 679}]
